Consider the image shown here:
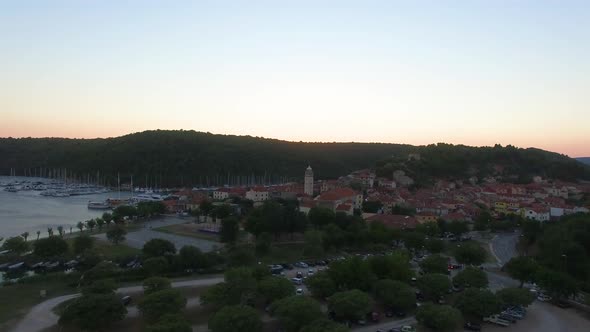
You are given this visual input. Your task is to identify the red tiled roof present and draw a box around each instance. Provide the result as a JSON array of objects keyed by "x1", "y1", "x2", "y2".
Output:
[
  {"x1": 317, "y1": 187, "x2": 359, "y2": 201},
  {"x1": 336, "y1": 204, "x2": 352, "y2": 211}
]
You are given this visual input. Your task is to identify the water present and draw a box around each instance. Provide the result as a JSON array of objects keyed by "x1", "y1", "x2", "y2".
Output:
[{"x1": 0, "y1": 176, "x2": 132, "y2": 238}]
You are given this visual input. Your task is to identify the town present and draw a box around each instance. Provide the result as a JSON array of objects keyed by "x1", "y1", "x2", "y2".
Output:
[{"x1": 2, "y1": 160, "x2": 590, "y2": 332}]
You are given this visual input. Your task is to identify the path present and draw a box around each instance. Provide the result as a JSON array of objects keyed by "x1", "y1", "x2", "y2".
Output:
[
  {"x1": 489, "y1": 232, "x2": 519, "y2": 265},
  {"x1": 11, "y1": 276, "x2": 223, "y2": 332},
  {"x1": 352, "y1": 317, "x2": 417, "y2": 332}
]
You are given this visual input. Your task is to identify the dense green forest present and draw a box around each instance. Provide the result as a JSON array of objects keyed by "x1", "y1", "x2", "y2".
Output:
[{"x1": 0, "y1": 130, "x2": 588, "y2": 186}]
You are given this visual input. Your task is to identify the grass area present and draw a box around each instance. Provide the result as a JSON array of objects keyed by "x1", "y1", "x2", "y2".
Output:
[
  {"x1": 153, "y1": 223, "x2": 221, "y2": 242},
  {"x1": 0, "y1": 280, "x2": 74, "y2": 330},
  {"x1": 64, "y1": 237, "x2": 140, "y2": 260}
]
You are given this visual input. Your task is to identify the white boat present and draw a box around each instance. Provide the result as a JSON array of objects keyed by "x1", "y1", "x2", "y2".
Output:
[{"x1": 87, "y1": 201, "x2": 111, "y2": 210}]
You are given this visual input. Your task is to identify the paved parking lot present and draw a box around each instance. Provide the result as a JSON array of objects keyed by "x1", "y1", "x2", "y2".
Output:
[{"x1": 485, "y1": 301, "x2": 590, "y2": 332}]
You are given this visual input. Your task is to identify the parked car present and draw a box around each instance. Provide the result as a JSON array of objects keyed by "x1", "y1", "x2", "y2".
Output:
[
  {"x1": 291, "y1": 277, "x2": 303, "y2": 285},
  {"x1": 464, "y1": 322, "x2": 482, "y2": 331},
  {"x1": 294, "y1": 262, "x2": 308, "y2": 268},
  {"x1": 296, "y1": 288, "x2": 304, "y2": 295},
  {"x1": 296, "y1": 271, "x2": 303, "y2": 278},
  {"x1": 556, "y1": 300, "x2": 572, "y2": 308},
  {"x1": 484, "y1": 315, "x2": 511, "y2": 327},
  {"x1": 121, "y1": 295, "x2": 132, "y2": 306}
]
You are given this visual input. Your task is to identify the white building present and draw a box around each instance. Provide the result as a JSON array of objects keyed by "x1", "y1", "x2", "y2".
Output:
[
  {"x1": 304, "y1": 166, "x2": 314, "y2": 196},
  {"x1": 245, "y1": 187, "x2": 269, "y2": 202},
  {"x1": 213, "y1": 188, "x2": 230, "y2": 200}
]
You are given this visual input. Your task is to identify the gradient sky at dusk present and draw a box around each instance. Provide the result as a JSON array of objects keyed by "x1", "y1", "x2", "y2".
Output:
[{"x1": 1, "y1": 1, "x2": 589, "y2": 156}]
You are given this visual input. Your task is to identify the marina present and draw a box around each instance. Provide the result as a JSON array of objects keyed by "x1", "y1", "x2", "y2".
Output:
[{"x1": 0, "y1": 176, "x2": 132, "y2": 238}]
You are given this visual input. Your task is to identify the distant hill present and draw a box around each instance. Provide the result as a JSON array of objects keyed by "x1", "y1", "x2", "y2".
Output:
[
  {"x1": 577, "y1": 157, "x2": 590, "y2": 166},
  {"x1": 0, "y1": 130, "x2": 588, "y2": 186}
]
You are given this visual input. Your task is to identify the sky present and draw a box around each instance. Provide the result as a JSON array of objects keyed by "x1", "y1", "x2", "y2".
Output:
[{"x1": 0, "y1": 1, "x2": 589, "y2": 157}]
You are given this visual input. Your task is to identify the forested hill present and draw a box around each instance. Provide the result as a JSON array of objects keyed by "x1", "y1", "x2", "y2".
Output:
[
  {"x1": 578, "y1": 157, "x2": 590, "y2": 166},
  {"x1": 0, "y1": 130, "x2": 588, "y2": 186}
]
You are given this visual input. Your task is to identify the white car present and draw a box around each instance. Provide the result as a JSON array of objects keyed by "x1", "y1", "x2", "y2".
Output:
[
  {"x1": 296, "y1": 288, "x2": 304, "y2": 295},
  {"x1": 291, "y1": 277, "x2": 303, "y2": 285}
]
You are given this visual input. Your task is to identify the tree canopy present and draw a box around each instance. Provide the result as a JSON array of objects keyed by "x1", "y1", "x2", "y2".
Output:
[
  {"x1": 208, "y1": 305, "x2": 263, "y2": 332},
  {"x1": 59, "y1": 294, "x2": 127, "y2": 331},
  {"x1": 373, "y1": 279, "x2": 415, "y2": 311},
  {"x1": 327, "y1": 289, "x2": 372, "y2": 321}
]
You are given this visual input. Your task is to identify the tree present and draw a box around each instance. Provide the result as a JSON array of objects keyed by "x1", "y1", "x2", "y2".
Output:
[
  {"x1": 362, "y1": 200, "x2": 383, "y2": 213},
  {"x1": 220, "y1": 217, "x2": 239, "y2": 243},
  {"x1": 1, "y1": 236, "x2": 29, "y2": 254},
  {"x1": 308, "y1": 207, "x2": 335, "y2": 228},
  {"x1": 368, "y1": 252, "x2": 414, "y2": 282},
  {"x1": 102, "y1": 212, "x2": 113, "y2": 225},
  {"x1": 106, "y1": 225, "x2": 127, "y2": 244},
  {"x1": 73, "y1": 235, "x2": 95, "y2": 254},
  {"x1": 303, "y1": 230, "x2": 324, "y2": 258},
  {"x1": 21, "y1": 232, "x2": 29, "y2": 242},
  {"x1": 454, "y1": 242, "x2": 487, "y2": 266},
  {"x1": 504, "y1": 256, "x2": 539, "y2": 287},
  {"x1": 209, "y1": 305, "x2": 263, "y2": 332},
  {"x1": 373, "y1": 279, "x2": 415, "y2": 311},
  {"x1": 496, "y1": 287, "x2": 535, "y2": 307},
  {"x1": 536, "y1": 268, "x2": 578, "y2": 299},
  {"x1": 474, "y1": 211, "x2": 492, "y2": 231},
  {"x1": 144, "y1": 256, "x2": 169, "y2": 276},
  {"x1": 257, "y1": 276, "x2": 295, "y2": 303},
  {"x1": 57, "y1": 226, "x2": 65, "y2": 237},
  {"x1": 138, "y1": 289, "x2": 187, "y2": 323},
  {"x1": 402, "y1": 231, "x2": 426, "y2": 251},
  {"x1": 300, "y1": 319, "x2": 349, "y2": 332},
  {"x1": 455, "y1": 288, "x2": 502, "y2": 318},
  {"x1": 82, "y1": 262, "x2": 119, "y2": 284},
  {"x1": 199, "y1": 200, "x2": 214, "y2": 217},
  {"x1": 328, "y1": 256, "x2": 377, "y2": 292},
  {"x1": 416, "y1": 222, "x2": 440, "y2": 237},
  {"x1": 419, "y1": 254, "x2": 448, "y2": 274},
  {"x1": 453, "y1": 266, "x2": 488, "y2": 289},
  {"x1": 96, "y1": 218, "x2": 105, "y2": 231},
  {"x1": 270, "y1": 296, "x2": 323, "y2": 332},
  {"x1": 178, "y1": 245, "x2": 205, "y2": 269},
  {"x1": 255, "y1": 232, "x2": 272, "y2": 255},
  {"x1": 33, "y1": 236, "x2": 69, "y2": 258},
  {"x1": 143, "y1": 277, "x2": 172, "y2": 295},
  {"x1": 143, "y1": 238, "x2": 176, "y2": 258},
  {"x1": 36, "y1": 230, "x2": 40, "y2": 240},
  {"x1": 447, "y1": 220, "x2": 469, "y2": 237},
  {"x1": 305, "y1": 271, "x2": 337, "y2": 298},
  {"x1": 77, "y1": 221, "x2": 85, "y2": 233},
  {"x1": 425, "y1": 238, "x2": 445, "y2": 253},
  {"x1": 416, "y1": 303, "x2": 463, "y2": 332},
  {"x1": 418, "y1": 273, "x2": 451, "y2": 299},
  {"x1": 47, "y1": 227, "x2": 53, "y2": 237},
  {"x1": 59, "y1": 294, "x2": 126, "y2": 331},
  {"x1": 82, "y1": 279, "x2": 117, "y2": 296},
  {"x1": 147, "y1": 313, "x2": 192, "y2": 332},
  {"x1": 86, "y1": 219, "x2": 97, "y2": 232},
  {"x1": 328, "y1": 289, "x2": 371, "y2": 321}
]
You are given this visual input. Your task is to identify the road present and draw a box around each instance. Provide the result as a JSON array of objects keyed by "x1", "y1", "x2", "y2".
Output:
[
  {"x1": 485, "y1": 301, "x2": 590, "y2": 332},
  {"x1": 94, "y1": 216, "x2": 220, "y2": 252},
  {"x1": 352, "y1": 317, "x2": 417, "y2": 332},
  {"x1": 489, "y1": 232, "x2": 519, "y2": 265},
  {"x1": 11, "y1": 276, "x2": 223, "y2": 332}
]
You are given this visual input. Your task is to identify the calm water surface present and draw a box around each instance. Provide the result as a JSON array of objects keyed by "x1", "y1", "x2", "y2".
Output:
[{"x1": 0, "y1": 176, "x2": 131, "y2": 238}]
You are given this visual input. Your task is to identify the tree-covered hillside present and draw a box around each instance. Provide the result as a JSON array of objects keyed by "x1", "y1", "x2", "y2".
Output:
[
  {"x1": 577, "y1": 157, "x2": 590, "y2": 166},
  {"x1": 376, "y1": 144, "x2": 590, "y2": 186},
  {"x1": 0, "y1": 130, "x2": 588, "y2": 186}
]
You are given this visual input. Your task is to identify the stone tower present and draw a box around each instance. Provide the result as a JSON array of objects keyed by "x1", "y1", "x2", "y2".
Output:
[{"x1": 304, "y1": 165, "x2": 314, "y2": 196}]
